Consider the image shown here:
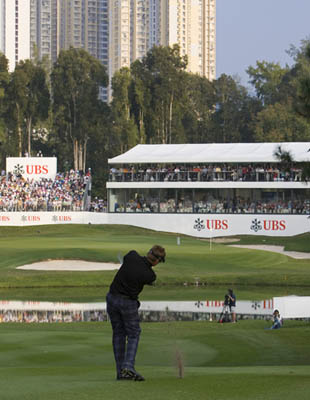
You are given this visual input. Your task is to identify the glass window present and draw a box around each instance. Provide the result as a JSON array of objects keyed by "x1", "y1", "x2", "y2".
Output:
[
  {"x1": 108, "y1": 188, "x2": 310, "y2": 214},
  {"x1": 159, "y1": 189, "x2": 176, "y2": 213},
  {"x1": 176, "y1": 189, "x2": 193, "y2": 213}
]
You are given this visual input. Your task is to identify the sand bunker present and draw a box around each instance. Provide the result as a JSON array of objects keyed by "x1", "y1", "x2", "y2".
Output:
[
  {"x1": 17, "y1": 260, "x2": 120, "y2": 271},
  {"x1": 229, "y1": 245, "x2": 310, "y2": 259}
]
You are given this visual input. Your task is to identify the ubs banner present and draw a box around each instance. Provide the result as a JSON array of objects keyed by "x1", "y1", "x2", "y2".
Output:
[
  {"x1": 104, "y1": 213, "x2": 310, "y2": 237},
  {"x1": 0, "y1": 212, "x2": 308, "y2": 237},
  {"x1": 6, "y1": 157, "x2": 57, "y2": 181}
]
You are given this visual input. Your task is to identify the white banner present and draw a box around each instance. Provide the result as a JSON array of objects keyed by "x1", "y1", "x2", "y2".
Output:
[
  {"x1": 6, "y1": 157, "x2": 57, "y2": 181},
  {"x1": 106, "y1": 213, "x2": 310, "y2": 237},
  {"x1": 0, "y1": 212, "x2": 309, "y2": 237},
  {"x1": 273, "y1": 296, "x2": 310, "y2": 319}
]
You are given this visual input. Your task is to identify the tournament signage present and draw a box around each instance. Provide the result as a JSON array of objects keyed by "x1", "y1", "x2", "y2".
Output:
[
  {"x1": 0, "y1": 211, "x2": 308, "y2": 237},
  {"x1": 6, "y1": 157, "x2": 57, "y2": 181},
  {"x1": 192, "y1": 216, "x2": 289, "y2": 235}
]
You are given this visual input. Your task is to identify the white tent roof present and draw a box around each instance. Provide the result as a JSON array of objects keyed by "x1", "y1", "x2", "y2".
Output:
[{"x1": 108, "y1": 143, "x2": 310, "y2": 164}]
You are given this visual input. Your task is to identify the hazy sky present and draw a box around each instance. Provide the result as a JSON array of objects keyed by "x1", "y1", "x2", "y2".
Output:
[{"x1": 216, "y1": 0, "x2": 310, "y2": 86}]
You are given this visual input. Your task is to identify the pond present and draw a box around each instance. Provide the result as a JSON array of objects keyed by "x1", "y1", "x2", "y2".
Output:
[{"x1": 1, "y1": 285, "x2": 309, "y2": 323}]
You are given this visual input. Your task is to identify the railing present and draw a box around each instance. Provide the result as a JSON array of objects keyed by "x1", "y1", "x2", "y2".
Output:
[{"x1": 109, "y1": 169, "x2": 303, "y2": 183}]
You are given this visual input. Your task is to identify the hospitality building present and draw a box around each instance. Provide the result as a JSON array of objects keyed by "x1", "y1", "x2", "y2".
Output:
[{"x1": 105, "y1": 143, "x2": 310, "y2": 237}]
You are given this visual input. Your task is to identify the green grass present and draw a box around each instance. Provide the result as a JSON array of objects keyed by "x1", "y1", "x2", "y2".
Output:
[
  {"x1": 0, "y1": 320, "x2": 310, "y2": 400},
  {"x1": 0, "y1": 225, "x2": 310, "y2": 399},
  {"x1": 229, "y1": 232, "x2": 310, "y2": 253},
  {"x1": 0, "y1": 225, "x2": 309, "y2": 294},
  {"x1": 0, "y1": 284, "x2": 309, "y2": 302}
]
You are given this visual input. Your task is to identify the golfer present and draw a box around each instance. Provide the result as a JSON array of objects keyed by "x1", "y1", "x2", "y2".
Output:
[{"x1": 106, "y1": 245, "x2": 166, "y2": 381}]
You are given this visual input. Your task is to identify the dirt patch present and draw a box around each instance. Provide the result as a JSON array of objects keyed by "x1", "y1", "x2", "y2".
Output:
[
  {"x1": 213, "y1": 238, "x2": 241, "y2": 244},
  {"x1": 199, "y1": 237, "x2": 240, "y2": 244}
]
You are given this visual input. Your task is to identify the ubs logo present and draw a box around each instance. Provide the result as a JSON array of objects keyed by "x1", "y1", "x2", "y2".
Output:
[
  {"x1": 193, "y1": 218, "x2": 205, "y2": 231},
  {"x1": 194, "y1": 218, "x2": 228, "y2": 231},
  {"x1": 250, "y1": 218, "x2": 262, "y2": 233},
  {"x1": 13, "y1": 164, "x2": 25, "y2": 175},
  {"x1": 251, "y1": 218, "x2": 286, "y2": 232}
]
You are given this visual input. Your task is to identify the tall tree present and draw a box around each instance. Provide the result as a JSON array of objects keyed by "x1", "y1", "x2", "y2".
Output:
[
  {"x1": 0, "y1": 53, "x2": 10, "y2": 165},
  {"x1": 51, "y1": 47, "x2": 108, "y2": 171},
  {"x1": 129, "y1": 60, "x2": 149, "y2": 144},
  {"x1": 288, "y1": 42, "x2": 310, "y2": 179},
  {"x1": 294, "y1": 44, "x2": 310, "y2": 121},
  {"x1": 6, "y1": 59, "x2": 50, "y2": 156},
  {"x1": 133, "y1": 45, "x2": 188, "y2": 144},
  {"x1": 181, "y1": 73, "x2": 216, "y2": 143},
  {"x1": 110, "y1": 68, "x2": 138, "y2": 153},
  {"x1": 211, "y1": 74, "x2": 254, "y2": 143},
  {"x1": 247, "y1": 61, "x2": 289, "y2": 106},
  {"x1": 254, "y1": 101, "x2": 310, "y2": 142}
]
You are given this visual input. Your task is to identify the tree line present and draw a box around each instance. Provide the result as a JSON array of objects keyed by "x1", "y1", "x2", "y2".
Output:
[{"x1": 0, "y1": 41, "x2": 310, "y2": 197}]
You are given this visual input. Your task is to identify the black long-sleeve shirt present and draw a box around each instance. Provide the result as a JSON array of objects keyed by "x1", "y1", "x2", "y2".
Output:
[{"x1": 109, "y1": 250, "x2": 156, "y2": 300}]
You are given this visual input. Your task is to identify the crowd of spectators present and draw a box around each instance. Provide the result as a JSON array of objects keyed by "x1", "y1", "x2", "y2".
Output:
[
  {"x1": 110, "y1": 163, "x2": 304, "y2": 183},
  {"x1": 115, "y1": 196, "x2": 310, "y2": 215},
  {"x1": 0, "y1": 162, "x2": 307, "y2": 214},
  {"x1": 88, "y1": 198, "x2": 107, "y2": 212},
  {"x1": 0, "y1": 310, "x2": 105, "y2": 323},
  {"x1": 0, "y1": 170, "x2": 88, "y2": 212}
]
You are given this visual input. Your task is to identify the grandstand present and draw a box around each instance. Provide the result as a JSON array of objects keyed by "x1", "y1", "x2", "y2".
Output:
[
  {"x1": 0, "y1": 145, "x2": 309, "y2": 237},
  {"x1": 2, "y1": 157, "x2": 91, "y2": 212},
  {"x1": 106, "y1": 143, "x2": 310, "y2": 237}
]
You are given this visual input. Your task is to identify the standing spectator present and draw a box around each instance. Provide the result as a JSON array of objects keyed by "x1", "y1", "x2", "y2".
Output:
[{"x1": 228, "y1": 288, "x2": 236, "y2": 323}]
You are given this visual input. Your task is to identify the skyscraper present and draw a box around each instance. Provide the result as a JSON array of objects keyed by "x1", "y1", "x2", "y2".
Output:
[
  {"x1": 0, "y1": 0, "x2": 109, "y2": 71},
  {"x1": 0, "y1": 0, "x2": 215, "y2": 101},
  {"x1": 0, "y1": 0, "x2": 31, "y2": 71},
  {"x1": 30, "y1": 0, "x2": 60, "y2": 62},
  {"x1": 109, "y1": 0, "x2": 216, "y2": 84}
]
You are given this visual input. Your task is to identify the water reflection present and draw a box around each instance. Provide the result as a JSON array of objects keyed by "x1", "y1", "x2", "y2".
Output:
[{"x1": 0, "y1": 298, "x2": 273, "y2": 323}]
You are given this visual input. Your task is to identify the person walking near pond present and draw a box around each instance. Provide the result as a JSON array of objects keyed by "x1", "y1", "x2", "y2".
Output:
[{"x1": 106, "y1": 245, "x2": 166, "y2": 381}]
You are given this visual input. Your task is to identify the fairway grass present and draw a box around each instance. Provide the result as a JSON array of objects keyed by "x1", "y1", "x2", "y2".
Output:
[
  {"x1": 0, "y1": 225, "x2": 309, "y2": 292},
  {"x1": 1, "y1": 320, "x2": 310, "y2": 400},
  {"x1": 1, "y1": 225, "x2": 310, "y2": 400}
]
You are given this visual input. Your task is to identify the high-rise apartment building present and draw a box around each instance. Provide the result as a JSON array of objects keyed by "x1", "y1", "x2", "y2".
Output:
[
  {"x1": 0, "y1": 0, "x2": 31, "y2": 71},
  {"x1": 0, "y1": 0, "x2": 215, "y2": 101},
  {"x1": 109, "y1": 0, "x2": 216, "y2": 84},
  {"x1": 30, "y1": 0, "x2": 60, "y2": 62},
  {"x1": 162, "y1": 0, "x2": 216, "y2": 79},
  {"x1": 0, "y1": 0, "x2": 109, "y2": 72}
]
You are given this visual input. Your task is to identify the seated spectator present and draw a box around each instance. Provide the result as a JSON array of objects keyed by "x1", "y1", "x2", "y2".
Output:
[{"x1": 0, "y1": 170, "x2": 87, "y2": 212}]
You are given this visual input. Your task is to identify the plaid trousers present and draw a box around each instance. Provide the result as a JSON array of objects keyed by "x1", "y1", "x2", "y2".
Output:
[{"x1": 106, "y1": 292, "x2": 141, "y2": 375}]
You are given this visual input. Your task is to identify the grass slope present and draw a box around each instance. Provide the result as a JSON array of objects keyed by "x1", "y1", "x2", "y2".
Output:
[
  {"x1": 232, "y1": 232, "x2": 310, "y2": 253},
  {"x1": 0, "y1": 225, "x2": 309, "y2": 292},
  {"x1": 0, "y1": 320, "x2": 309, "y2": 400}
]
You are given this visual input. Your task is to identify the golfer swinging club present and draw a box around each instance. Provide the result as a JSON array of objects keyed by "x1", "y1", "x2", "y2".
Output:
[{"x1": 106, "y1": 245, "x2": 166, "y2": 381}]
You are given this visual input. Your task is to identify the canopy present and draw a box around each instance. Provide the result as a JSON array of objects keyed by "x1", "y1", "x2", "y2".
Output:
[{"x1": 108, "y1": 143, "x2": 310, "y2": 164}]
